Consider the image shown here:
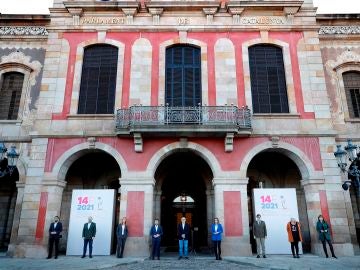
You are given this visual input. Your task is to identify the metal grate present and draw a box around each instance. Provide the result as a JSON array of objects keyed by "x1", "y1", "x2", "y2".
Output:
[
  {"x1": 165, "y1": 45, "x2": 201, "y2": 107},
  {"x1": 78, "y1": 44, "x2": 118, "y2": 114},
  {"x1": 343, "y1": 71, "x2": 360, "y2": 118},
  {"x1": 249, "y1": 45, "x2": 289, "y2": 113},
  {"x1": 0, "y1": 72, "x2": 24, "y2": 120}
]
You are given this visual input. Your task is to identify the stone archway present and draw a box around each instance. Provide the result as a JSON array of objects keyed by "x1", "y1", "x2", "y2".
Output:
[{"x1": 154, "y1": 150, "x2": 214, "y2": 253}]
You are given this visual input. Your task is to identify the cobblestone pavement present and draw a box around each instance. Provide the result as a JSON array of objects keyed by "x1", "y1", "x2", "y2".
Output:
[{"x1": 0, "y1": 254, "x2": 359, "y2": 270}]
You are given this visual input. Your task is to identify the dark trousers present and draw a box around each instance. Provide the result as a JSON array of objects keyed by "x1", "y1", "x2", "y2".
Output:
[
  {"x1": 213, "y1": 240, "x2": 221, "y2": 259},
  {"x1": 151, "y1": 238, "x2": 161, "y2": 259},
  {"x1": 117, "y1": 237, "x2": 126, "y2": 258},
  {"x1": 290, "y1": 241, "x2": 299, "y2": 256},
  {"x1": 321, "y1": 239, "x2": 335, "y2": 257},
  {"x1": 83, "y1": 238, "x2": 93, "y2": 256},
  {"x1": 48, "y1": 237, "x2": 59, "y2": 258}
]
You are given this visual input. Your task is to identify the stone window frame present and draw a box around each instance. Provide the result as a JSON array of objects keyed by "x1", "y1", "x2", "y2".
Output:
[
  {"x1": 70, "y1": 39, "x2": 125, "y2": 115},
  {"x1": 242, "y1": 38, "x2": 297, "y2": 115},
  {"x1": 0, "y1": 51, "x2": 42, "y2": 122},
  {"x1": 159, "y1": 38, "x2": 209, "y2": 106}
]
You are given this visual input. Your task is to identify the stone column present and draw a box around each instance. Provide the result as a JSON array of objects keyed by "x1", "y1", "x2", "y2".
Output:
[
  {"x1": 301, "y1": 179, "x2": 356, "y2": 256},
  {"x1": 213, "y1": 176, "x2": 251, "y2": 256},
  {"x1": 7, "y1": 182, "x2": 25, "y2": 257},
  {"x1": 119, "y1": 177, "x2": 154, "y2": 257},
  {"x1": 206, "y1": 189, "x2": 214, "y2": 247}
]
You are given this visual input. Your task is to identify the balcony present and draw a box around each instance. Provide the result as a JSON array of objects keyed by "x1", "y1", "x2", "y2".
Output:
[{"x1": 116, "y1": 105, "x2": 252, "y2": 137}]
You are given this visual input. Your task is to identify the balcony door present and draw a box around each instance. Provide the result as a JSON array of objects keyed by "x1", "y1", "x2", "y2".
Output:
[{"x1": 165, "y1": 45, "x2": 201, "y2": 107}]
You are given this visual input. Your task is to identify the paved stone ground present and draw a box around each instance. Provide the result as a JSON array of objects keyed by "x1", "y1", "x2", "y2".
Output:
[{"x1": 0, "y1": 254, "x2": 359, "y2": 270}]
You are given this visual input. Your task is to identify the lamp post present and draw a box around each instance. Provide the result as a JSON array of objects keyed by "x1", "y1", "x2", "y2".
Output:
[
  {"x1": 0, "y1": 142, "x2": 19, "y2": 178},
  {"x1": 334, "y1": 139, "x2": 360, "y2": 198}
]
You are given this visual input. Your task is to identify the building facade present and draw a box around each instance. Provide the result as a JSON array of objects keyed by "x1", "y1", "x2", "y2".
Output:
[{"x1": 0, "y1": 0, "x2": 359, "y2": 258}]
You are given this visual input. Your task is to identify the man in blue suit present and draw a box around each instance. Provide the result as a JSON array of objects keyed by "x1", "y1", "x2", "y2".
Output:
[
  {"x1": 150, "y1": 218, "x2": 163, "y2": 260},
  {"x1": 177, "y1": 216, "x2": 190, "y2": 259},
  {"x1": 81, "y1": 216, "x2": 96, "y2": 258},
  {"x1": 47, "y1": 216, "x2": 63, "y2": 259}
]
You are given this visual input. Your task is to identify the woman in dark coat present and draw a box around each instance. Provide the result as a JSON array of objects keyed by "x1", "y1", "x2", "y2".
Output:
[{"x1": 316, "y1": 215, "x2": 337, "y2": 258}]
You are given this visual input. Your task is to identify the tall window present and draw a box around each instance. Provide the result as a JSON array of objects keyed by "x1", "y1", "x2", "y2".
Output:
[
  {"x1": 343, "y1": 71, "x2": 360, "y2": 118},
  {"x1": 78, "y1": 44, "x2": 118, "y2": 114},
  {"x1": 249, "y1": 45, "x2": 289, "y2": 113},
  {"x1": 0, "y1": 72, "x2": 24, "y2": 120},
  {"x1": 165, "y1": 45, "x2": 201, "y2": 107}
]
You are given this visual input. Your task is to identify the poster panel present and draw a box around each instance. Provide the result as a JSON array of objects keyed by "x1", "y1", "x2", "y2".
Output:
[
  {"x1": 253, "y1": 188, "x2": 302, "y2": 254},
  {"x1": 66, "y1": 189, "x2": 115, "y2": 255}
]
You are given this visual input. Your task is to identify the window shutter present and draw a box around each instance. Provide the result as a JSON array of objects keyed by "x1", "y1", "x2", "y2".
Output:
[
  {"x1": 343, "y1": 71, "x2": 360, "y2": 118},
  {"x1": 78, "y1": 44, "x2": 118, "y2": 114},
  {"x1": 0, "y1": 72, "x2": 24, "y2": 120},
  {"x1": 249, "y1": 45, "x2": 289, "y2": 113},
  {"x1": 165, "y1": 45, "x2": 201, "y2": 107}
]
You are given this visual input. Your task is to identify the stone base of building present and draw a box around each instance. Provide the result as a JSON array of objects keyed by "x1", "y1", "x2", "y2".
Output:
[
  {"x1": 221, "y1": 237, "x2": 252, "y2": 256},
  {"x1": 123, "y1": 237, "x2": 151, "y2": 257},
  {"x1": 311, "y1": 243, "x2": 356, "y2": 257},
  {"x1": 7, "y1": 243, "x2": 47, "y2": 258}
]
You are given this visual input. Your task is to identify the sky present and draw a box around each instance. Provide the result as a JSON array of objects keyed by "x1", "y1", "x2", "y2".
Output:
[{"x1": 0, "y1": 0, "x2": 359, "y2": 14}]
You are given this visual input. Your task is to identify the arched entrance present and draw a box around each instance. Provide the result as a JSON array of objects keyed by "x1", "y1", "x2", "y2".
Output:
[
  {"x1": 154, "y1": 151, "x2": 214, "y2": 253},
  {"x1": 247, "y1": 151, "x2": 311, "y2": 253},
  {"x1": 0, "y1": 167, "x2": 18, "y2": 252},
  {"x1": 59, "y1": 150, "x2": 121, "y2": 254}
]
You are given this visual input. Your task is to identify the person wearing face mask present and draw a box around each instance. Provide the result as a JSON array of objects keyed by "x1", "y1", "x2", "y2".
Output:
[
  {"x1": 47, "y1": 216, "x2": 63, "y2": 259},
  {"x1": 211, "y1": 217, "x2": 223, "y2": 260},
  {"x1": 253, "y1": 214, "x2": 267, "y2": 258},
  {"x1": 286, "y1": 218, "x2": 302, "y2": 258},
  {"x1": 316, "y1": 215, "x2": 337, "y2": 258}
]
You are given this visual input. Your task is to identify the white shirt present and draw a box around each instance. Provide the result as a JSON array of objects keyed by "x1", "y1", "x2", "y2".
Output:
[
  {"x1": 155, "y1": 225, "x2": 158, "y2": 232},
  {"x1": 122, "y1": 224, "x2": 125, "y2": 235},
  {"x1": 54, "y1": 222, "x2": 57, "y2": 229},
  {"x1": 87, "y1": 223, "x2": 91, "y2": 230},
  {"x1": 214, "y1": 224, "x2": 218, "y2": 232},
  {"x1": 182, "y1": 223, "x2": 185, "y2": 230}
]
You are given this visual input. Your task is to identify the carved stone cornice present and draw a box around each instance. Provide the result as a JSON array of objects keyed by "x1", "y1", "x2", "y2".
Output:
[
  {"x1": 319, "y1": 26, "x2": 360, "y2": 35},
  {"x1": 203, "y1": 7, "x2": 218, "y2": 24},
  {"x1": 148, "y1": 8, "x2": 164, "y2": 25},
  {"x1": 67, "y1": 8, "x2": 83, "y2": 26},
  {"x1": 0, "y1": 26, "x2": 48, "y2": 36},
  {"x1": 227, "y1": 7, "x2": 244, "y2": 24},
  {"x1": 121, "y1": 7, "x2": 138, "y2": 24}
]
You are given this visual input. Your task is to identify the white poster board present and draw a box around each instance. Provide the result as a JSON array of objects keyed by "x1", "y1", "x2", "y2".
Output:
[
  {"x1": 66, "y1": 189, "x2": 115, "y2": 255},
  {"x1": 253, "y1": 188, "x2": 302, "y2": 254}
]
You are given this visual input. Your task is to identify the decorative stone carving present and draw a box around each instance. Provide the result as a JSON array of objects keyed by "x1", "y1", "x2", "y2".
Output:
[
  {"x1": 122, "y1": 8, "x2": 137, "y2": 24},
  {"x1": 134, "y1": 133, "x2": 143, "y2": 153},
  {"x1": 319, "y1": 26, "x2": 360, "y2": 35},
  {"x1": 87, "y1": 137, "x2": 96, "y2": 149},
  {"x1": 325, "y1": 50, "x2": 360, "y2": 84},
  {"x1": 0, "y1": 26, "x2": 48, "y2": 36},
  {"x1": 283, "y1": 6, "x2": 299, "y2": 24},
  {"x1": 225, "y1": 133, "x2": 234, "y2": 152},
  {"x1": 270, "y1": 136, "x2": 280, "y2": 148},
  {"x1": 148, "y1": 8, "x2": 163, "y2": 25},
  {"x1": 203, "y1": 8, "x2": 218, "y2": 24},
  {"x1": 228, "y1": 7, "x2": 244, "y2": 25},
  {"x1": 67, "y1": 8, "x2": 83, "y2": 26}
]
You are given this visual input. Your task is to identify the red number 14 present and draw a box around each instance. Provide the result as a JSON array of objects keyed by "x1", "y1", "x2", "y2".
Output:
[
  {"x1": 77, "y1": 196, "x2": 89, "y2": 204},
  {"x1": 260, "y1": 195, "x2": 271, "y2": 203}
]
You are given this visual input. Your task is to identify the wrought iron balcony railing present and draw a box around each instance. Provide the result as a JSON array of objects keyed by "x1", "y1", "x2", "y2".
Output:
[{"x1": 116, "y1": 105, "x2": 252, "y2": 136}]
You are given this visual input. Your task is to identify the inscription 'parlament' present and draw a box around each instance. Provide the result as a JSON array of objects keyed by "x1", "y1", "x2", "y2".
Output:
[
  {"x1": 81, "y1": 17, "x2": 125, "y2": 25},
  {"x1": 241, "y1": 16, "x2": 286, "y2": 25}
]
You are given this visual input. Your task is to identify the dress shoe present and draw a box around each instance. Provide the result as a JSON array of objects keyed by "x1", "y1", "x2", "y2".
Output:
[
  {"x1": 54, "y1": 257, "x2": 58, "y2": 259},
  {"x1": 296, "y1": 255, "x2": 300, "y2": 258},
  {"x1": 46, "y1": 257, "x2": 51, "y2": 259},
  {"x1": 178, "y1": 256, "x2": 182, "y2": 260},
  {"x1": 332, "y1": 255, "x2": 337, "y2": 259},
  {"x1": 89, "y1": 255, "x2": 93, "y2": 258},
  {"x1": 293, "y1": 255, "x2": 296, "y2": 258},
  {"x1": 219, "y1": 257, "x2": 222, "y2": 260},
  {"x1": 157, "y1": 257, "x2": 160, "y2": 260},
  {"x1": 263, "y1": 255, "x2": 266, "y2": 258},
  {"x1": 326, "y1": 255, "x2": 329, "y2": 258},
  {"x1": 81, "y1": 255, "x2": 85, "y2": 258},
  {"x1": 185, "y1": 257, "x2": 189, "y2": 259},
  {"x1": 257, "y1": 255, "x2": 260, "y2": 258}
]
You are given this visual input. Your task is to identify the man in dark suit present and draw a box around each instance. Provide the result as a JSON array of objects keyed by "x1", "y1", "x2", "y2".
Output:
[
  {"x1": 253, "y1": 214, "x2": 267, "y2": 258},
  {"x1": 177, "y1": 216, "x2": 190, "y2": 260},
  {"x1": 81, "y1": 216, "x2": 96, "y2": 258},
  {"x1": 47, "y1": 216, "x2": 62, "y2": 259},
  {"x1": 150, "y1": 218, "x2": 163, "y2": 260},
  {"x1": 116, "y1": 217, "x2": 128, "y2": 258}
]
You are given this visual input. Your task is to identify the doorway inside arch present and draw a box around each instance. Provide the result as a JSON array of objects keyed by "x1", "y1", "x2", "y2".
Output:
[
  {"x1": 154, "y1": 151, "x2": 214, "y2": 253},
  {"x1": 59, "y1": 151, "x2": 121, "y2": 254},
  {"x1": 0, "y1": 165, "x2": 18, "y2": 252},
  {"x1": 247, "y1": 151, "x2": 311, "y2": 253}
]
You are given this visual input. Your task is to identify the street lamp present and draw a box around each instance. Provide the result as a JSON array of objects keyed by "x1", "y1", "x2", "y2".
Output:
[
  {"x1": 0, "y1": 142, "x2": 19, "y2": 178},
  {"x1": 334, "y1": 139, "x2": 360, "y2": 197}
]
